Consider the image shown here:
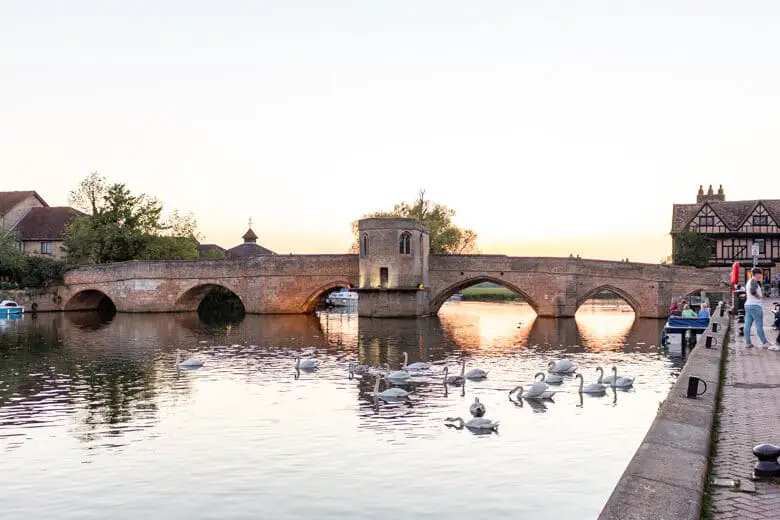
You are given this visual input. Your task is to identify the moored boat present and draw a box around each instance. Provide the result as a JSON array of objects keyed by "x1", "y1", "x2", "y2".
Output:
[
  {"x1": 0, "y1": 300, "x2": 24, "y2": 317},
  {"x1": 326, "y1": 288, "x2": 358, "y2": 307}
]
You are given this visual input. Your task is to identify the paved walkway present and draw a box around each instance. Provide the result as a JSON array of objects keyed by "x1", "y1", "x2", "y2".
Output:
[{"x1": 710, "y1": 299, "x2": 780, "y2": 519}]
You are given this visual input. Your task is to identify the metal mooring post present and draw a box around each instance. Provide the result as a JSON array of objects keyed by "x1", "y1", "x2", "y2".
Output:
[{"x1": 753, "y1": 444, "x2": 780, "y2": 479}]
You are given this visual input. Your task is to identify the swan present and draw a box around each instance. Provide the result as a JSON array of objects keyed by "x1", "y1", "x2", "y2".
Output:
[
  {"x1": 535, "y1": 371, "x2": 563, "y2": 385},
  {"x1": 373, "y1": 376, "x2": 410, "y2": 401},
  {"x1": 348, "y1": 362, "x2": 371, "y2": 379},
  {"x1": 470, "y1": 397, "x2": 486, "y2": 418},
  {"x1": 575, "y1": 374, "x2": 607, "y2": 395},
  {"x1": 595, "y1": 367, "x2": 615, "y2": 385},
  {"x1": 464, "y1": 364, "x2": 488, "y2": 380},
  {"x1": 176, "y1": 351, "x2": 204, "y2": 368},
  {"x1": 445, "y1": 416, "x2": 499, "y2": 432},
  {"x1": 386, "y1": 369, "x2": 411, "y2": 384},
  {"x1": 295, "y1": 357, "x2": 318, "y2": 370},
  {"x1": 509, "y1": 385, "x2": 556, "y2": 400},
  {"x1": 548, "y1": 359, "x2": 576, "y2": 374},
  {"x1": 402, "y1": 352, "x2": 431, "y2": 372},
  {"x1": 443, "y1": 365, "x2": 465, "y2": 386},
  {"x1": 610, "y1": 366, "x2": 634, "y2": 389}
]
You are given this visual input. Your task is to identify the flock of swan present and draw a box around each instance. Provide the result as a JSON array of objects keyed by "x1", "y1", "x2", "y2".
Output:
[{"x1": 173, "y1": 348, "x2": 637, "y2": 434}]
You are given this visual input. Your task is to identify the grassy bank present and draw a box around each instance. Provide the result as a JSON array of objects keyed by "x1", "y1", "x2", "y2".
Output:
[{"x1": 459, "y1": 286, "x2": 624, "y2": 303}]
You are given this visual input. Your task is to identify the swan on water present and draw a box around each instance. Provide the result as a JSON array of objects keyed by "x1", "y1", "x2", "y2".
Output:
[
  {"x1": 548, "y1": 359, "x2": 576, "y2": 374},
  {"x1": 176, "y1": 351, "x2": 204, "y2": 368},
  {"x1": 348, "y1": 362, "x2": 371, "y2": 379},
  {"x1": 443, "y1": 366, "x2": 465, "y2": 386},
  {"x1": 402, "y1": 352, "x2": 431, "y2": 372},
  {"x1": 386, "y1": 369, "x2": 411, "y2": 384},
  {"x1": 445, "y1": 416, "x2": 499, "y2": 432},
  {"x1": 575, "y1": 374, "x2": 607, "y2": 395},
  {"x1": 464, "y1": 365, "x2": 488, "y2": 380},
  {"x1": 295, "y1": 357, "x2": 318, "y2": 370},
  {"x1": 595, "y1": 367, "x2": 616, "y2": 385},
  {"x1": 609, "y1": 366, "x2": 634, "y2": 389},
  {"x1": 373, "y1": 376, "x2": 410, "y2": 401},
  {"x1": 470, "y1": 397, "x2": 486, "y2": 418},
  {"x1": 535, "y1": 372, "x2": 563, "y2": 385},
  {"x1": 509, "y1": 385, "x2": 556, "y2": 400}
]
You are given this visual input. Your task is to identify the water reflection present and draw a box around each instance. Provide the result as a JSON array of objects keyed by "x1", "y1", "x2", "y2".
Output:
[{"x1": 0, "y1": 302, "x2": 675, "y2": 520}]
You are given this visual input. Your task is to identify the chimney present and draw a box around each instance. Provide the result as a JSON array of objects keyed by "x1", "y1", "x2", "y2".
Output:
[
  {"x1": 717, "y1": 184, "x2": 725, "y2": 201},
  {"x1": 697, "y1": 185, "x2": 705, "y2": 203}
]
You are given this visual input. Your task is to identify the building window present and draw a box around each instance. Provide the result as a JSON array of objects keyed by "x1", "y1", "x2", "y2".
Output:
[
  {"x1": 753, "y1": 215, "x2": 769, "y2": 226},
  {"x1": 40, "y1": 242, "x2": 53, "y2": 255},
  {"x1": 380, "y1": 267, "x2": 389, "y2": 287},
  {"x1": 698, "y1": 215, "x2": 715, "y2": 227},
  {"x1": 399, "y1": 231, "x2": 412, "y2": 255},
  {"x1": 361, "y1": 234, "x2": 369, "y2": 257},
  {"x1": 755, "y1": 239, "x2": 766, "y2": 255}
]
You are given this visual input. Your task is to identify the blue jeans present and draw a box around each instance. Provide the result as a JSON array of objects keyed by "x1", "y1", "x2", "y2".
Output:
[{"x1": 745, "y1": 304, "x2": 768, "y2": 345}]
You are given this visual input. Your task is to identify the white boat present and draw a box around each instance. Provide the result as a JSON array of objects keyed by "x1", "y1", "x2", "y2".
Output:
[
  {"x1": 326, "y1": 288, "x2": 358, "y2": 307},
  {"x1": 0, "y1": 300, "x2": 24, "y2": 317}
]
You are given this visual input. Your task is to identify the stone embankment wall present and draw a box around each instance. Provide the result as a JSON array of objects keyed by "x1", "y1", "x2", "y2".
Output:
[
  {"x1": 0, "y1": 289, "x2": 65, "y2": 312},
  {"x1": 598, "y1": 305, "x2": 730, "y2": 519}
]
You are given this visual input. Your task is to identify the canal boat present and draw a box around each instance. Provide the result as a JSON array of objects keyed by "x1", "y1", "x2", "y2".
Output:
[
  {"x1": 660, "y1": 317, "x2": 710, "y2": 351},
  {"x1": 326, "y1": 288, "x2": 358, "y2": 307},
  {"x1": 0, "y1": 300, "x2": 24, "y2": 317}
]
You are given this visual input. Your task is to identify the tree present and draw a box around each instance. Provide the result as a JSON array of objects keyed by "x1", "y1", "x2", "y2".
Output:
[
  {"x1": 64, "y1": 172, "x2": 200, "y2": 263},
  {"x1": 672, "y1": 231, "x2": 714, "y2": 268},
  {"x1": 350, "y1": 190, "x2": 478, "y2": 254},
  {"x1": 0, "y1": 231, "x2": 26, "y2": 284}
]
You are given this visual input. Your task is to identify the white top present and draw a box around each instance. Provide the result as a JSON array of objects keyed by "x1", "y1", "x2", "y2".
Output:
[{"x1": 745, "y1": 279, "x2": 763, "y2": 306}]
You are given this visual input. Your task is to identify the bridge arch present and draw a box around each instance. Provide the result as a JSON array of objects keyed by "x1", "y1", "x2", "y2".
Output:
[
  {"x1": 301, "y1": 280, "x2": 354, "y2": 313},
  {"x1": 175, "y1": 283, "x2": 246, "y2": 313},
  {"x1": 575, "y1": 284, "x2": 641, "y2": 315},
  {"x1": 428, "y1": 276, "x2": 540, "y2": 315},
  {"x1": 64, "y1": 289, "x2": 117, "y2": 313}
]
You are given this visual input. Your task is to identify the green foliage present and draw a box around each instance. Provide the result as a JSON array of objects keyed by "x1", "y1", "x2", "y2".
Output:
[
  {"x1": 0, "y1": 232, "x2": 66, "y2": 289},
  {"x1": 351, "y1": 190, "x2": 478, "y2": 254},
  {"x1": 673, "y1": 231, "x2": 714, "y2": 268},
  {"x1": 0, "y1": 232, "x2": 26, "y2": 282},
  {"x1": 202, "y1": 249, "x2": 227, "y2": 260},
  {"x1": 65, "y1": 172, "x2": 201, "y2": 263}
]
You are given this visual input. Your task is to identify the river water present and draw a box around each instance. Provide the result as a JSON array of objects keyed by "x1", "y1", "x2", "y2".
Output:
[{"x1": 0, "y1": 301, "x2": 677, "y2": 520}]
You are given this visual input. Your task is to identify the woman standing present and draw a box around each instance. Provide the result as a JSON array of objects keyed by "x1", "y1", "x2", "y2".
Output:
[{"x1": 744, "y1": 267, "x2": 778, "y2": 350}]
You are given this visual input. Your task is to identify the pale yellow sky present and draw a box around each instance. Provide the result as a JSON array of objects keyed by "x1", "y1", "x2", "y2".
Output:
[{"x1": 3, "y1": 2, "x2": 780, "y2": 262}]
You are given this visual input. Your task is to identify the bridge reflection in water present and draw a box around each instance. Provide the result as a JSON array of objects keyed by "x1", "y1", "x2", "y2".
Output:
[{"x1": 0, "y1": 301, "x2": 677, "y2": 520}]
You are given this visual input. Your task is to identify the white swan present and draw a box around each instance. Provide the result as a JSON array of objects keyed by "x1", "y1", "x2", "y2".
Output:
[
  {"x1": 535, "y1": 371, "x2": 563, "y2": 385},
  {"x1": 464, "y1": 364, "x2": 488, "y2": 380},
  {"x1": 443, "y1": 365, "x2": 465, "y2": 386},
  {"x1": 373, "y1": 376, "x2": 410, "y2": 401},
  {"x1": 348, "y1": 362, "x2": 371, "y2": 378},
  {"x1": 176, "y1": 351, "x2": 204, "y2": 368},
  {"x1": 402, "y1": 352, "x2": 431, "y2": 372},
  {"x1": 470, "y1": 397, "x2": 486, "y2": 418},
  {"x1": 595, "y1": 366, "x2": 615, "y2": 385},
  {"x1": 445, "y1": 416, "x2": 499, "y2": 432},
  {"x1": 575, "y1": 373, "x2": 607, "y2": 395},
  {"x1": 548, "y1": 359, "x2": 576, "y2": 374},
  {"x1": 509, "y1": 385, "x2": 557, "y2": 400},
  {"x1": 295, "y1": 357, "x2": 318, "y2": 370},
  {"x1": 386, "y1": 369, "x2": 411, "y2": 384},
  {"x1": 610, "y1": 366, "x2": 634, "y2": 389}
]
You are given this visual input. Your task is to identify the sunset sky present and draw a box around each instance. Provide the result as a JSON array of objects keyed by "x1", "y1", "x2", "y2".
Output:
[{"x1": 3, "y1": 1, "x2": 780, "y2": 262}]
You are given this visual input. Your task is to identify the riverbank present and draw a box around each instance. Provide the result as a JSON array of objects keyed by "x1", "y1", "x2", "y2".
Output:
[
  {"x1": 599, "y1": 304, "x2": 730, "y2": 520},
  {"x1": 459, "y1": 285, "x2": 626, "y2": 304}
]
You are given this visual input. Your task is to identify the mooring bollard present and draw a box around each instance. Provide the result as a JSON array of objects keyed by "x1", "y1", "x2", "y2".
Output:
[
  {"x1": 753, "y1": 444, "x2": 780, "y2": 478},
  {"x1": 719, "y1": 306, "x2": 725, "y2": 317},
  {"x1": 705, "y1": 336, "x2": 718, "y2": 348},
  {"x1": 712, "y1": 322, "x2": 720, "y2": 333}
]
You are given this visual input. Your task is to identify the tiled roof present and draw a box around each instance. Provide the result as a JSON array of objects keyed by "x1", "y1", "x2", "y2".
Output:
[
  {"x1": 13, "y1": 207, "x2": 83, "y2": 240},
  {"x1": 671, "y1": 200, "x2": 780, "y2": 233},
  {"x1": 197, "y1": 244, "x2": 227, "y2": 258},
  {"x1": 0, "y1": 191, "x2": 48, "y2": 215},
  {"x1": 227, "y1": 242, "x2": 275, "y2": 258}
]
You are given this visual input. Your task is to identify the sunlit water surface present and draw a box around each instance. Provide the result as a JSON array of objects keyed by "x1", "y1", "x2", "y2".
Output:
[{"x1": 0, "y1": 302, "x2": 679, "y2": 520}]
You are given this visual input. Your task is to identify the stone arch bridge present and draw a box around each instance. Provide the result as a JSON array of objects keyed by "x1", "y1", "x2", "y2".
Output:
[{"x1": 57, "y1": 255, "x2": 723, "y2": 318}]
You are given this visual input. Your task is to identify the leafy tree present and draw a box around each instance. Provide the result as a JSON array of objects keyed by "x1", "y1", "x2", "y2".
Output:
[
  {"x1": 65, "y1": 172, "x2": 200, "y2": 263},
  {"x1": 0, "y1": 231, "x2": 26, "y2": 284},
  {"x1": 20, "y1": 256, "x2": 67, "y2": 289},
  {"x1": 672, "y1": 230, "x2": 714, "y2": 268},
  {"x1": 351, "y1": 190, "x2": 478, "y2": 254}
]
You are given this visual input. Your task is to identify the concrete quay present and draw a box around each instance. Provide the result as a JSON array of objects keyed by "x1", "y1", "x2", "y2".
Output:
[{"x1": 599, "y1": 306, "x2": 730, "y2": 520}]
